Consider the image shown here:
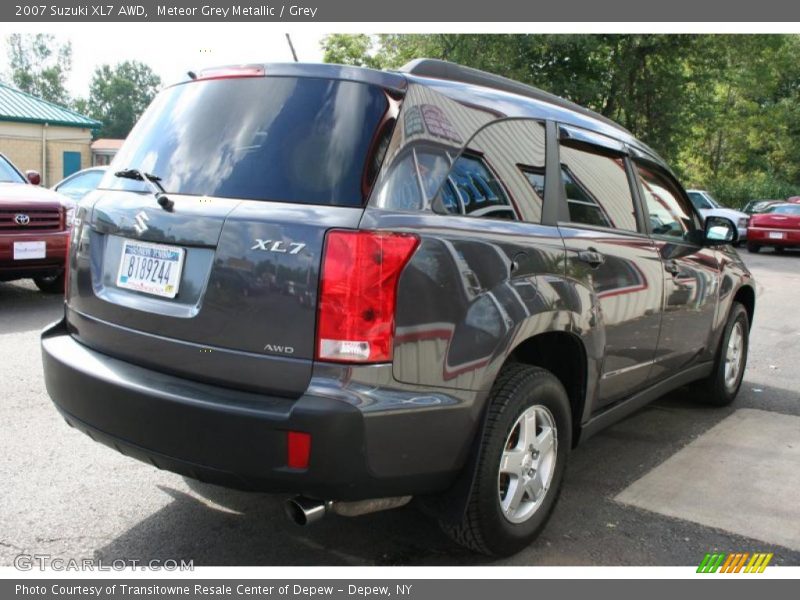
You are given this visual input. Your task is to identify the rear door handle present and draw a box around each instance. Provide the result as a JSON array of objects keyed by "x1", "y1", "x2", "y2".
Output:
[
  {"x1": 577, "y1": 249, "x2": 605, "y2": 269},
  {"x1": 664, "y1": 260, "x2": 681, "y2": 277}
]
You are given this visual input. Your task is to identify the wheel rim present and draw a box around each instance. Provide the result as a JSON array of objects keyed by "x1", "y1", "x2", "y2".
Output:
[
  {"x1": 724, "y1": 322, "x2": 745, "y2": 391},
  {"x1": 497, "y1": 405, "x2": 557, "y2": 524}
]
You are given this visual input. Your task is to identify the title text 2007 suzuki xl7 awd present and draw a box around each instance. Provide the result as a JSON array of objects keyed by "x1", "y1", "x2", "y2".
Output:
[{"x1": 42, "y1": 59, "x2": 755, "y2": 556}]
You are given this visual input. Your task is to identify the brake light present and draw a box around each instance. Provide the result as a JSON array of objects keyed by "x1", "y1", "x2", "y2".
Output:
[
  {"x1": 317, "y1": 230, "x2": 419, "y2": 363},
  {"x1": 195, "y1": 65, "x2": 265, "y2": 81}
]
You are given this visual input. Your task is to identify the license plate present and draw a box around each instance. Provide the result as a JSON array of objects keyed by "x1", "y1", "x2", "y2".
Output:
[
  {"x1": 116, "y1": 240, "x2": 185, "y2": 298},
  {"x1": 13, "y1": 241, "x2": 46, "y2": 260},
  {"x1": 768, "y1": 231, "x2": 785, "y2": 239}
]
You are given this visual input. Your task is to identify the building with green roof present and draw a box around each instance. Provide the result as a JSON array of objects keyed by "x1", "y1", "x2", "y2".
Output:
[{"x1": 0, "y1": 82, "x2": 101, "y2": 186}]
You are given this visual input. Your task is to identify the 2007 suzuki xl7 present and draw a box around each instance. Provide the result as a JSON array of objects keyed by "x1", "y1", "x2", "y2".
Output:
[{"x1": 41, "y1": 59, "x2": 755, "y2": 556}]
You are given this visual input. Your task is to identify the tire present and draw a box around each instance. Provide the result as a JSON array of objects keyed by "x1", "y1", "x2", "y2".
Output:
[
  {"x1": 693, "y1": 302, "x2": 749, "y2": 406},
  {"x1": 746, "y1": 243, "x2": 760, "y2": 253},
  {"x1": 33, "y1": 271, "x2": 65, "y2": 294},
  {"x1": 440, "y1": 364, "x2": 571, "y2": 556}
]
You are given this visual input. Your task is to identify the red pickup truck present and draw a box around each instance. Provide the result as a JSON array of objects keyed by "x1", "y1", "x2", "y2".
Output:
[{"x1": 0, "y1": 152, "x2": 73, "y2": 293}]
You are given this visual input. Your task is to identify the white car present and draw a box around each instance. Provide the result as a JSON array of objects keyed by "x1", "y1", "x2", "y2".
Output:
[{"x1": 687, "y1": 189, "x2": 749, "y2": 243}]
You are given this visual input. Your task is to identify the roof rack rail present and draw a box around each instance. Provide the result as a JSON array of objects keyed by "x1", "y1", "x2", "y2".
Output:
[{"x1": 397, "y1": 58, "x2": 629, "y2": 134}]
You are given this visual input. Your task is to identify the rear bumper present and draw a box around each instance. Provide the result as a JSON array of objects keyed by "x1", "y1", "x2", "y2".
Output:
[
  {"x1": 41, "y1": 319, "x2": 478, "y2": 500},
  {"x1": 747, "y1": 227, "x2": 800, "y2": 246},
  {"x1": 0, "y1": 230, "x2": 67, "y2": 279}
]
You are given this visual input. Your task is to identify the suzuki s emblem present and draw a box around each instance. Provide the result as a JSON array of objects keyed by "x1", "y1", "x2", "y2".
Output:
[
  {"x1": 133, "y1": 210, "x2": 150, "y2": 234},
  {"x1": 14, "y1": 213, "x2": 30, "y2": 225},
  {"x1": 251, "y1": 239, "x2": 306, "y2": 255}
]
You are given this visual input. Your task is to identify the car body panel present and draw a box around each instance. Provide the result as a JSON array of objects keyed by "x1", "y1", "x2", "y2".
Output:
[{"x1": 41, "y1": 62, "x2": 756, "y2": 500}]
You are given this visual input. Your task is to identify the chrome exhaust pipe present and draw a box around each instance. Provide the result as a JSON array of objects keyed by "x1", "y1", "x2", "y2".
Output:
[
  {"x1": 284, "y1": 497, "x2": 330, "y2": 526},
  {"x1": 285, "y1": 495, "x2": 412, "y2": 526}
]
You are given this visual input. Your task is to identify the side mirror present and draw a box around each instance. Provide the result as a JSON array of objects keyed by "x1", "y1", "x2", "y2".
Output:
[
  {"x1": 26, "y1": 170, "x2": 41, "y2": 186},
  {"x1": 704, "y1": 216, "x2": 738, "y2": 246}
]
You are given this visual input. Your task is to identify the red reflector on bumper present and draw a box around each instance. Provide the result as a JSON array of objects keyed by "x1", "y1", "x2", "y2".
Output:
[{"x1": 287, "y1": 431, "x2": 311, "y2": 469}]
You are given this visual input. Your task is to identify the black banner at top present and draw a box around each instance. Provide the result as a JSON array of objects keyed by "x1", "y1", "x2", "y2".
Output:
[{"x1": 4, "y1": 0, "x2": 800, "y2": 22}]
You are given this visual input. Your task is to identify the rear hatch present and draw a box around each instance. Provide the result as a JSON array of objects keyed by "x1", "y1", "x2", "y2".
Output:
[{"x1": 67, "y1": 68, "x2": 402, "y2": 397}]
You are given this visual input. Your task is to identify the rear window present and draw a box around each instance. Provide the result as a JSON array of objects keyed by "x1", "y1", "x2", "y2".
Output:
[{"x1": 99, "y1": 76, "x2": 390, "y2": 206}]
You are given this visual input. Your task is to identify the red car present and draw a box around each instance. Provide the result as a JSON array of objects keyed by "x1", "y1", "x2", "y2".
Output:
[
  {"x1": 747, "y1": 202, "x2": 800, "y2": 253},
  {"x1": 0, "y1": 153, "x2": 73, "y2": 292}
]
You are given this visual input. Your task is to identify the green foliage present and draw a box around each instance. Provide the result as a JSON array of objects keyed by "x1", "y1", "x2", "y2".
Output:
[
  {"x1": 322, "y1": 33, "x2": 800, "y2": 206},
  {"x1": 81, "y1": 61, "x2": 161, "y2": 139},
  {"x1": 320, "y1": 34, "x2": 384, "y2": 69},
  {"x1": 4, "y1": 34, "x2": 72, "y2": 105}
]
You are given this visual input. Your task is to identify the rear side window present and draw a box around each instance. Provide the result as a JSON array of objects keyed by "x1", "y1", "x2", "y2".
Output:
[
  {"x1": 558, "y1": 143, "x2": 638, "y2": 232},
  {"x1": 435, "y1": 119, "x2": 546, "y2": 222},
  {"x1": 442, "y1": 154, "x2": 515, "y2": 219},
  {"x1": 636, "y1": 164, "x2": 697, "y2": 239},
  {"x1": 100, "y1": 77, "x2": 390, "y2": 206}
]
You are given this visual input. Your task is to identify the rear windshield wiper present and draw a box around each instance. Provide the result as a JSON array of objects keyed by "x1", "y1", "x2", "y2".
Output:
[{"x1": 114, "y1": 168, "x2": 174, "y2": 212}]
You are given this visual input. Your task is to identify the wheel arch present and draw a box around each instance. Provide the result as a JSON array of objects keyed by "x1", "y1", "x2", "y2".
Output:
[
  {"x1": 505, "y1": 330, "x2": 589, "y2": 448},
  {"x1": 733, "y1": 284, "x2": 756, "y2": 329}
]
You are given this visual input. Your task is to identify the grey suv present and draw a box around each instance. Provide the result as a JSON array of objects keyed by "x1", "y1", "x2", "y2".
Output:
[{"x1": 41, "y1": 59, "x2": 755, "y2": 557}]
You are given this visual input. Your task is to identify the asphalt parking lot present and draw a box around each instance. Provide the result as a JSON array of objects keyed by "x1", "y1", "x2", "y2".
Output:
[{"x1": 1, "y1": 249, "x2": 799, "y2": 567}]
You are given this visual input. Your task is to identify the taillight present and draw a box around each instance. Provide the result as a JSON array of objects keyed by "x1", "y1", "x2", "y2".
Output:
[{"x1": 316, "y1": 230, "x2": 419, "y2": 363}]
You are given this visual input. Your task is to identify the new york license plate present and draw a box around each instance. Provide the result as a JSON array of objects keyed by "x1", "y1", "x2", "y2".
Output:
[{"x1": 116, "y1": 240, "x2": 185, "y2": 298}]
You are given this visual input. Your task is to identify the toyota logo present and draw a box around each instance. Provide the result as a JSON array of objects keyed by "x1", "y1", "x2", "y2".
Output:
[{"x1": 14, "y1": 214, "x2": 30, "y2": 226}]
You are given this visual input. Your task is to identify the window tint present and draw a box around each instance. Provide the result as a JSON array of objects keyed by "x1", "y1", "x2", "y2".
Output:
[
  {"x1": 373, "y1": 147, "x2": 452, "y2": 211},
  {"x1": 768, "y1": 204, "x2": 800, "y2": 215},
  {"x1": 59, "y1": 170, "x2": 104, "y2": 191},
  {"x1": 0, "y1": 156, "x2": 24, "y2": 183},
  {"x1": 100, "y1": 77, "x2": 390, "y2": 206},
  {"x1": 688, "y1": 191, "x2": 713, "y2": 210},
  {"x1": 559, "y1": 143, "x2": 638, "y2": 232},
  {"x1": 447, "y1": 154, "x2": 514, "y2": 218},
  {"x1": 636, "y1": 164, "x2": 697, "y2": 239},
  {"x1": 427, "y1": 119, "x2": 547, "y2": 222}
]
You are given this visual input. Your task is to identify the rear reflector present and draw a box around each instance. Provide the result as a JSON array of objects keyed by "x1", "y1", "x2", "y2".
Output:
[
  {"x1": 287, "y1": 431, "x2": 311, "y2": 469},
  {"x1": 317, "y1": 230, "x2": 420, "y2": 363}
]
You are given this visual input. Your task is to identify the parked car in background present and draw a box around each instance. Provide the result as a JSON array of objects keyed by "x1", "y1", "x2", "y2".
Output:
[
  {"x1": 687, "y1": 189, "x2": 749, "y2": 242},
  {"x1": 52, "y1": 167, "x2": 108, "y2": 202},
  {"x1": 0, "y1": 152, "x2": 73, "y2": 293},
  {"x1": 742, "y1": 199, "x2": 781, "y2": 215},
  {"x1": 786, "y1": 196, "x2": 800, "y2": 204},
  {"x1": 41, "y1": 60, "x2": 755, "y2": 557},
  {"x1": 747, "y1": 203, "x2": 800, "y2": 253}
]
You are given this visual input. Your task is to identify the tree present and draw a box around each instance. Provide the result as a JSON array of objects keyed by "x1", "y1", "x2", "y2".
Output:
[
  {"x1": 322, "y1": 34, "x2": 800, "y2": 206},
  {"x1": 320, "y1": 34, "x2": 384, "y2": 68},
  {"x1": 5, "y1": 34, "x2": 72, "y2": 105},
  {"x1": 82, "y1": 61, "x2": 161, "y2": 139}
]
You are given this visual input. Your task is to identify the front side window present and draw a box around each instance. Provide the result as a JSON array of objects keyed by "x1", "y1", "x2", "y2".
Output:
[
  {"x1": 636, "y1": 163, "x2": 697, "y2": 240},
  {"x1": 558, "y1": 143, "x2": 638, "y2": 232}
]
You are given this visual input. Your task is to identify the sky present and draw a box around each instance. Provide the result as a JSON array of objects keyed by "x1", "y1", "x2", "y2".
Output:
[{"x1": 0, "y1": 25, "x2": 325, "y2": 100}]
